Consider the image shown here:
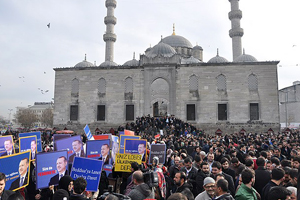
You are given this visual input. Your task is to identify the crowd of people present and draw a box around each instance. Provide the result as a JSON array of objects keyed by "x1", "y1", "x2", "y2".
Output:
[{"x1": 0, "y1": 115, "x2": 300, "y2": 200}]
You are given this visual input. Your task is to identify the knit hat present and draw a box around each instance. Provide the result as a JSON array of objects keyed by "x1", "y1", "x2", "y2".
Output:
[
  {"x1": 203, "y1": 177, "x2": 215, "y2": 186},
  {"x1": 53, "y1": 189, "x2": 69, "y2": 200}
]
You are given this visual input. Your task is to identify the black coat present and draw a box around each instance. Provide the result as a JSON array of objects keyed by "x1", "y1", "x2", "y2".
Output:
[
  {"x1": 48, "y1": 170, "x2": 68, "y2": 186},
  {"x1": 181, "y1": 166, "x2": 198, "y2": 197},
  {"x1": 261, "y1": 180, "x2": 278, "y2": 200},
  {"x1": 254, "y1": 166, "x2": 271, "y2": 196},
  {"x1": 0, "y1": 189, "x2": 15, "y2": 200},
  {"x1": 195, "y1": 170, "x2": 210, "y2": 193},
  {"x1": 211, "y1": 172, "x2": 235, "y2": 196},
  {"x1": 176, "y1": 182, "x2": 194, "y2": 200},
  {"x1": 9, "y1": 173, "x2": 29, "y2": 191},
  {"x1": 215, "y1": 193, "x2": 235, "y2": 200}
]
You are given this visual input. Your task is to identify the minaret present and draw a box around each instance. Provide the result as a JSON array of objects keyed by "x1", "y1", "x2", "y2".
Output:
[
  {"x1": 228, "y1": 0, "x2": 244, "y2": 61},
  {"x1": 103, "y1": 0, "x2": 117, "y2": 62}
]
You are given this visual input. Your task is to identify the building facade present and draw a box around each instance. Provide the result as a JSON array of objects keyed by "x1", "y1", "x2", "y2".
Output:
[{"x1": 53, "y1": 0, "x2": 280, "y2": 134}]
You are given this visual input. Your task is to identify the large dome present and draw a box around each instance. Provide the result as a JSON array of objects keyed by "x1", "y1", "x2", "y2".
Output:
[
  {"x1": 123, "y1": 58, "x2": 139, "y2": 66},
  {"x1": 162, "y1": 35, "x2": 193, "y2": 48},
  {"x1": 145, "y1": 42, "x2": 176, "y2": 58}
]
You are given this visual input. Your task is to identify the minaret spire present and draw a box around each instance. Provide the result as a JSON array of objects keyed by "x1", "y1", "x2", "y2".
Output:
[
  {"x1": 172, "y1": 23, "x2": 176, "y2": 35},
  {"x1": 103, "y1": 0, "x2": 117, "y2": 62},
  {"x1": 228, "y1": 0, "x2": 244, "y2": 61}
]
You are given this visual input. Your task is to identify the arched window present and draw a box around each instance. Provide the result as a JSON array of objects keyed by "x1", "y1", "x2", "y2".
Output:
[
  {"x1": 125, "y1": 77, "x2": 133, "y2": 93},
  {"x1": 217, "y1": 74, "x2": 226, "y2": 91},
  {"x1": 189, "y1": 75, "x2": 198, "y2": 91},
  {"x1": 71, "y1": 78, "x2": 79, "y2": 96},
  {"x1": 98, "y1": 78, "x2": 106, "y2": 94},
  {"x1": 248, "y1": 74, "x2": 258, "y2": 91}
]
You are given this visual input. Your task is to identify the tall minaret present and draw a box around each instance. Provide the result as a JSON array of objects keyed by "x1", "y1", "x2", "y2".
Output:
[
  {"x1": 228, "y1": 0, "x2": 244, "y2": 61},
  {"x1": 103, "y1": 0, "x2": 117, "y2": 62}
]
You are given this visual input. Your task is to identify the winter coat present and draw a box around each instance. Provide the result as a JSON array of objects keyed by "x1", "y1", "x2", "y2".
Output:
[
  {"x1": 128, "y1": 183, "x2": 154, "y2": 200},
  {"x1": 235, "y1": 183, "x2": 258, "y2": 200},
  {"x1": 176, "y1": 182, "x2": 195, "y2": 200},
  {"x1": 215, "y1": 193, "x2": 235, "y2": 200}
]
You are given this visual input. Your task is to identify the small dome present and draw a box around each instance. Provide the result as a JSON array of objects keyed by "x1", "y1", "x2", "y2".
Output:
[
  {"x1": 123, "y1": 59, "x2": 139, "y2": 66},
  {"x1": 145, "y1": 42, "x2": 176, "y2": 58},
  {"x1": 208, "y1": 49, "x2": 229, "y2": 63},
  {"x1": 234, "y1": 50, "x2": 257, "y2": 62},
  {"x1": 145, "y1": 47, "x2": 152, "y2": 53},
  {"x1": 181, "y1": 56, "x2": 201, "y2": 64},
  {"x1": 99, "y1": 61, "x2": 118, "y2": 67},
  {"x1": 74, "y1": 54, "x2": 94, "y2": 68},
  {"x1": 162, "y1": 35, "x2": 193, "y2": 48},
  {"x1": 192, "y1": 45, "x2": 203, "y2": 50}
]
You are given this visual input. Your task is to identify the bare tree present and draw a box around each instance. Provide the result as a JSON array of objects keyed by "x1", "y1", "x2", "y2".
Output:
[
  {"x1": 40, "y1": 108, "x2": 53, "y2": 128},
  {"x1": 15, "y1": 109, "x2": 38, "y2": 129}
]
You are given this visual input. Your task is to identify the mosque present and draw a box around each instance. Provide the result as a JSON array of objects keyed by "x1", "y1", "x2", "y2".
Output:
[{"x1": 53, "y1": 0, "x2": 280, "y2": 134}]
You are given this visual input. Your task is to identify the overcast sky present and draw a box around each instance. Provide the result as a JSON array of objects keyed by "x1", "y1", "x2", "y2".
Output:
[{"x1": 0, "y1": 0, "x2": 299, "y2": 120}]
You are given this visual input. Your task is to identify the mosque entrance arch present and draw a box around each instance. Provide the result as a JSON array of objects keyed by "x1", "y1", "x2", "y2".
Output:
[{"x1": 150, "y1": 78, "x2": 170, "y2": 116}]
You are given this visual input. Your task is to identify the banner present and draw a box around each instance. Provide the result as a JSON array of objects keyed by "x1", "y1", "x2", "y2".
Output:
[
  {"x1": 114, "y1": 153, "x2": 142, "y2": 172},
  {"x1": 148, "y1": 144, "x2": 166, "y2": 165},
  {"x1": 36, "y1": 150, "x2": 68, "y2": 189},
  {"x1": 53, "y1": 134, "x2": 71, "y2": 150},
  {"x1": 124, "y1": 139, "x2": 147, "y2": 155},
  {"x1": 70, "y1": 157, "x2": 103, "y2": 191},
  {"x1": 19, "y1": 136, "x2": 37, "y2": 160},
  {"x1": 124, "y1": 130, "x2": 135, "y2": 136},
  {"x1": 0, "y1": 151, "x2": 31, "y2": 191},
  {"x1": 19, "y1": 132, "x2": 42, "y2": 152},
  {"x1": 0, "y1": 135, "x2": 15, "y2": 156},
  {"x1": 55, "y1": 135, "x2": 84, "y2": 163},
  {"x1": 84, "y1": 124, "x2": 94, "y2": 140},
  {"x1": 86, "y1": 140, "x2": 110, "y2": 161},
  {"x1": 119, "y1": 135, "x2": 140, "y2": 154},
  {"x1": 111, "y1": 136, "x2": 119, "y2": 164}
]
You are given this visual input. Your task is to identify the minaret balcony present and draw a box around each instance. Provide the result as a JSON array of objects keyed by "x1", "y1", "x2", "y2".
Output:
[
  {"x1": 106, "y1": 0, "x2": 117, "y2": 8},
  {"x1": 103, "y1": 33, "x2": 117, "y2": 42},
  {"x1": 228, "y1": 10, "x2": 242, "y2": 20},
  {"x1": 104, "y1": 16, "x2": 117, "y2": 25},
  {"x1": 229, "y1": 28, "x2": 244, "y2": 37}
]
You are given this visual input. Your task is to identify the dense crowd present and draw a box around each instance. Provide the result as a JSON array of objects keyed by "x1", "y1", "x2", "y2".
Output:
[{"x1": 1, "y1": 115, "x2": 300, "y2": 200}]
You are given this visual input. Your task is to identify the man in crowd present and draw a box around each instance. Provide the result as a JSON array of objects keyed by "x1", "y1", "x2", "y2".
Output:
[
  {"x1": 268, "y1": 186, "x2": 292, "y2": 200},
  {"x1": 70, "y1": 177, "x2": 89, "y2": 200},
  {"x1": 214, "y1": 179, "x2": 234, "y2": 200},
  {"x1": 0, "y1": 172, "x2": 14, "y2": 199},
  {"x1": 128, "y1": 171, "x2": 154, "y2": 200},
  {"x1": 181, "y1": 157, "x2": 198, "y2": 197},
  {"x1": 254, "y1": 157, "x2": 271, "y2": 196},
  {"x1": 211, "y1": 161, "x2": 235, "y2": 195},
  {"x1": 49, "y1": 156, "x2": 68, "y2": 186},
  {"x1": 235, "y1": 169, "x2": 258, "y2": 200},
  {"x1": 174, "y1": 171, "x2": 194, "y2": 200},
  {"x1": 196, "y1": 162, "x2": 211, "y2": 192},
  {"x1": 261, "y1": 168, "x2": 285, "y2": 200},
  {"x1": 195, "y1": 177, "x2": 215, "y2": 200}
]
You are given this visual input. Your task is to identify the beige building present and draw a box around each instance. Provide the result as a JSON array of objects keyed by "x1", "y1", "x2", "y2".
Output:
[{"x1": 53, "y1": 0, "x2": 280, "y2": 134}]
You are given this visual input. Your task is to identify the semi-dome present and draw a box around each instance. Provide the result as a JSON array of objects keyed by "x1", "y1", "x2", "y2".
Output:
[
  {"x1": 208, "y1": 49, "x2": 229, "y2": 63},
  {"x1": 99, "y1": 61, "x2": 118, "y2": 67},
  {"x1": 74, "y1": 54, "x2": 94, "y2": 68},
  {"x1": 123, "y1": 53, "x2": 139, "y2": 66},
  {"x1": 162, "y1": 34, "x2": 193, "y2": 48},
  {"x1": 181, "y1": 56, "x2": 201, "y2": 64},
  {"x1": 234, "y1": 49, "x2": 257, "y2": 62},
  {"x1": 145, "y1": 41, "x2": 176, "y2": 58}
]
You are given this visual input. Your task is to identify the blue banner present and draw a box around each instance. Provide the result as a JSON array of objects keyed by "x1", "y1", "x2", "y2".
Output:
[
  {"x1": 36, "y1": 150, "x2": 68, "y2": 189},
  {"x1": 119, "y1": 135, "x2": 140, "y2": 154},
  {"x1": 84, "y1": 124, "x2": 94, "y2": 140},
  {"x1": 0, "y1": 151, "x2": 31, "y2": 191},
  {"x1": 19, "y1": 136, "x2": 37, "y2": 154},
  {"x1": 70, "y1": 157, "x2": 103, "y2": 191},
  {"x1": 53, "y1": 134, "x2": 71, "y2": 150},
  {"x1": 19, "y1": 132, "x2": 42, "y2": 152},
  {"x1": 86, "y1": 140, "x2": 110, "y2": 161},
  {"x1": 55, "y1": 135, "x2": 84, "y2": 163},
  {"x1": 124, "y1": 139, "x2": 147, "y2": 155},
  {"x1": 0, "y1": 135, "x2": 15, "y2": 156}
]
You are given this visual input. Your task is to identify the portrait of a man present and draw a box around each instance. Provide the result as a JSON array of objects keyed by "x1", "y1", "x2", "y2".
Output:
[
  {"x1": 99, "y1": 144, "x2": 110, "y2": 165},
  {"x1": 48, "y1": 156, "x2": 68, "y2": 186},
  {"x1": 31, "y1": 140, "x2": 37, "y2": 160},
  {"x1": 68, "y1": 140, "x2": 85, "y2": 163},
  {"x1": 1, "y1": 140, "x2": 14, "y2": 156},
  {"x1": 9, "y1": 158, "x2": 29, "y2": 190},
  {"x1": 138, "y1": 143, "x2": 146, "y2": 162}
]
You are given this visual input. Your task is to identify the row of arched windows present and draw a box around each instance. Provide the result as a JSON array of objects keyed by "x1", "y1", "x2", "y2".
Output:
[
  {"x1": 71, "y1": 77, "x2": 134, "y2": 95},
  {"x1": 189, "y1": 74, "x2": 258, "y2": 91}
]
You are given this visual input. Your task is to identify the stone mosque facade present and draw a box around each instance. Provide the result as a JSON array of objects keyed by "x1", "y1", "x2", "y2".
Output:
[{"x1": 53, "y1": 0, "x2": 280, "y2": 134}]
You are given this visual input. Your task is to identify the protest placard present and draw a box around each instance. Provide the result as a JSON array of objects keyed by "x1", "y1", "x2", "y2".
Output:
[
  {"x1": 124, "y1": 130, "x2": 135, "y2": 136},
  {"x1": 19, "y1": 132, "x2": 42, "y2": 152},
  {"x1": 55, "y1": 135, "x2": 84, "y2": 163},
  {"x1": 86, "y1": 139, "x2": 110, "y2": 160},
  {"x1": 0, "y1": 151, "x2": 31, "y2": 191},
  {"x1": 114, "y1": 153, "x2": 142, "y2": 172},
  {"x1": 36, "y1": 150, "x2": 68, "y2": 189},
  {"x1": 70, "y1": 157, "x2": 103, "y2": 191},
  {"x1": 53, "y1": 134, "x2": 71, "y2": 150},
  {"x1": 19, "y1": 136, "x2": 37, "y2": 160},
  {"x1": 111, "y1": 136, "x2": 119, "y2": 164},
  {"x1": 119, "y1": 135, "x2": 140, "y2": 154},
  {"x1": 0, "y1": 135, "x2": 15, "y2": 156},
  {"x1": 125, "y1": 139, "x2": 147, "y2": 162},
  {"x1": 148, "y1": 144, "x2": 166, "y2": 165}
]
